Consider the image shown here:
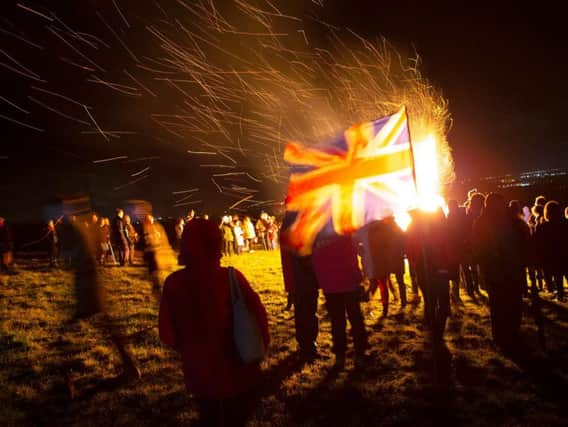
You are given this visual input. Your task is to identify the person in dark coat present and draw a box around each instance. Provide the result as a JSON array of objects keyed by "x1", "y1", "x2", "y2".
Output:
[
  {"x1": 535, "y1": 201, "x2": 568, "y2": 301},
  {"x1": 406, "y1": 209, "x2": 452, "y2": 342},
  {"x1": 111, "y1": 208, "x2": 129, "y2": 266},
  {"x1": 159, "y1": 218, "x2": 269, "y2": 427},
  {"x1": 367, "y1": 217, "x2": 408, "y2": 312},
  {"x1": 280, "y1": 241, "x2": 320, "y2": 362},
  {"x1": 509, "y1": 200, "x2": 532, "y2": 296},
  {"x1": 473, "y1": 193, "x2": 525, "y2": 352},
  {"x1": 446, "y1": 200, "x2": 468, "y2": 302},
  {"x1": 463, "y1": 193, "x2": 485, "y2": 297}
]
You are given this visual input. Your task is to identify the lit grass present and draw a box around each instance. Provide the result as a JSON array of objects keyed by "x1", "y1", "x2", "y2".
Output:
[{"x1": 1, "y1": 252, "x2": 567, "y2": 426}]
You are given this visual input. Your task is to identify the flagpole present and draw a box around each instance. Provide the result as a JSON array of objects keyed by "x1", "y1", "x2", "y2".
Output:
[{"x1": 404, "y1": 105, "x2": 419, "y2": 195}]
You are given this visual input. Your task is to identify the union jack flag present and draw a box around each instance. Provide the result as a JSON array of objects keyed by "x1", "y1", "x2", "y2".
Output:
[{"x1": 281, "y1": 106, "x2": 416, "y2": 255}]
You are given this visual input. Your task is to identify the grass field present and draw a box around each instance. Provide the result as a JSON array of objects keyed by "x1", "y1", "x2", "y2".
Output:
[{"x1": 1, "y1": 251, "x2": 567, "y2": 426}]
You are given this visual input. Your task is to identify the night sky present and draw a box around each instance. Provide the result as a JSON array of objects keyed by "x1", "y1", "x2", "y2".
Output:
[{"x1": 1, "y1": 1, "x2": 567, "y2": 221}]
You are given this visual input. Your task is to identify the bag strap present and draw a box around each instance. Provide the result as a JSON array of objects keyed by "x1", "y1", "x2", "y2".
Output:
[{"x1": 228, "y1": 267, "x2": 242, "y2": 303}]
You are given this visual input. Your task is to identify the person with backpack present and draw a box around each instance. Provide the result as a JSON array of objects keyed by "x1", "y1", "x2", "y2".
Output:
[{"x1": 159, "y1": 218, "x2": 269, "y2": 426}]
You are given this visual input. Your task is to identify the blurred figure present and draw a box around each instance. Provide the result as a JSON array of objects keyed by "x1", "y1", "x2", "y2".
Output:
[
  {"x1": 111, "y1": 209, "x2": 129, "y2": 266},
  {"x1": 266, "y1": 216, "x2": 278, "y2": 250},
  {"x1": 89, "y1": 213, "x2": 99, "y2": 228},
  {"x1": 530, "y1": 204, "x2": 545, "y2": 229},
  {"x1": 535, "y1": 201, "x2": 568, "y2": 301},
  {"x1": 49, "y1": 198, "x2": 140, "y2": 398},
  {"x1": 255, "y1": 213, "x2": 269, "y2": 250},
  {"x1": 312, "y1": 234, "x2": 368, "y2": 368},
  {"x1": 185, "y1": 209, "x2": 195, "y2": 223},
  {"x1": 174, "y1": 217, "x2": 185, "y2": 251},
  {"x1": 0, "y1": 217, "x2": 14, "y2": 273},
  {"x1": 233, "y1": 219, "x2": 245, "y2": 255},
  {"x1": 142, "y1": 215, "x2": 163, "y2": 296},
  {"x1": 159, "y1": 218, "x2": 269, "y2": 426},
  {"x1": 528, "y1": 195, "x2": 547, "y2": 232},
  {"x1": 99, "y1": 218, "x2": 112, "y2": 265},
  {"x1": 529, "y1": 195, "x2": 547, "y2": 226},
  {"x1": 57, "y1": 214, "x2": 78, "y2": 268},
  {"x1": 243, "y1": 216, "x2": 256, "y2": 252},
  {"x1": 220, "y1": 216, "x2": 234, "y2": 256},
  {"x1": 473, "y1": 193, "x2": 525, "y2": 352},
  {"x1": 522, "y1": 206, "x2": 531, "y2": 223},
  {"x1": 46, "y1": 219, "x2": 59, "y2": 267},
  {"x1": 124, "y1": 215, "x2": 138, "y2": 265}
]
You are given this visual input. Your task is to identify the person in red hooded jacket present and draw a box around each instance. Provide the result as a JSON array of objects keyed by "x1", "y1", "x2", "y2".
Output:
[{"x1": 159, "y1": 218, "x2": 269, "y2": 426}]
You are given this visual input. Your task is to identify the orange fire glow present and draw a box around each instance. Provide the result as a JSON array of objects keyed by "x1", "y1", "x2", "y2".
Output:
[{"x1": 394, "y1": 134, "x2": 446, "y2": 231}]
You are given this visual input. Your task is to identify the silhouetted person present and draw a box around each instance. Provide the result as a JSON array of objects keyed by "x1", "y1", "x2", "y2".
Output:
[
  {"x1": 528, "y1": 195, "x2": 547, "y2": 229},
  {"x1": 243, "y1": 216, "x2": 256, "y2": 252},
  {"x1": 509, "y1": 200, "x2": 532, "y2": 296},
  {"x1": 367, "y1": 217, "x2": 407, "y2": 315},
  {"x1": 46, "y1": 219, "x2": 59, "y2": 267},
  {"x1": 446, "y1": 199, "x2": 468, "y2": 302},
  {"x1": 111, "y1": 208, "x2": 129, "y2": 266},
  {"x1": 280, "y1": 222, "x2": 320, "y2": 361},
  {"x1": 57, "y1": 214, "x2": 80, "y2": 268},
  {"x1": 529, "y1": 204, "x2": 547, "y2": 291},
  {"x1": 124, "y1": 215, "x2": 138, "y2": 265},
  {"x1": 535, "y1": 201, "x2": 568, "y2": 301},
  {"x1": 98, "y1": 217, "x2": 112, "y2": 265},
  {"x1": 142, "y1": 215, "x2": 162, "y2": 297},
  {"x1": 407, "y1": 209, "x2": 451, "y2": 342},
  {"x1": 220, "y1": 216, "x2": 234, "y2": 256},
  {"x1": 473, "y1": 193, "x2": 525, "y2": 352},
  {"x1": 255, "y1": 213, "x2": 269, "y2": 250},
  {"x1": 174, "y1": 217, "x2": 184, "y2": 252},
  {"x1": 312, "y1": 233, "x2": 368, "y2": 368},
  {"x1": 463, "y1": 192, "x2": 485, "y2": 297},
  {"x1": 0, "y1": 216, "x2": 13, "y2": 273},
  {"x1": 159, "y1": 218, "x2": 269, "y2": 427}
]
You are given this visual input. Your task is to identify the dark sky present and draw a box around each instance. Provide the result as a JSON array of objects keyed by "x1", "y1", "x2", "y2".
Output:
[
  {"x1": 327, "y1": 1, "x2": 568, "y2": 177},
  {"x1": 1, "y1": 1, "x2": 567, "y2": 220}
]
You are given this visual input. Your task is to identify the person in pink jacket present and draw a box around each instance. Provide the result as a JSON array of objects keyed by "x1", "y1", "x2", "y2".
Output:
[{"x1": 311, "y1": 233, "x2": 368, "y2": 368}]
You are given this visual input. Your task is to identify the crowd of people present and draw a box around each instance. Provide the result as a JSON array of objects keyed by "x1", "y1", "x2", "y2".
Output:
[
  {"x1": 156, "y1": 191, "x2": 567, "y2": 425},
  {"x1": 1, "y1": 192, "x2": 567, "y2": 425},
  {"x1": 280, "y1": 191, "x2": 568, "y2": 369},
  {"x1": 0, "y1": 207, "x2": 281, "y2": 274},
  {"x1": 219, "y1": 212, "x2": 281, "y2": 256}
]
